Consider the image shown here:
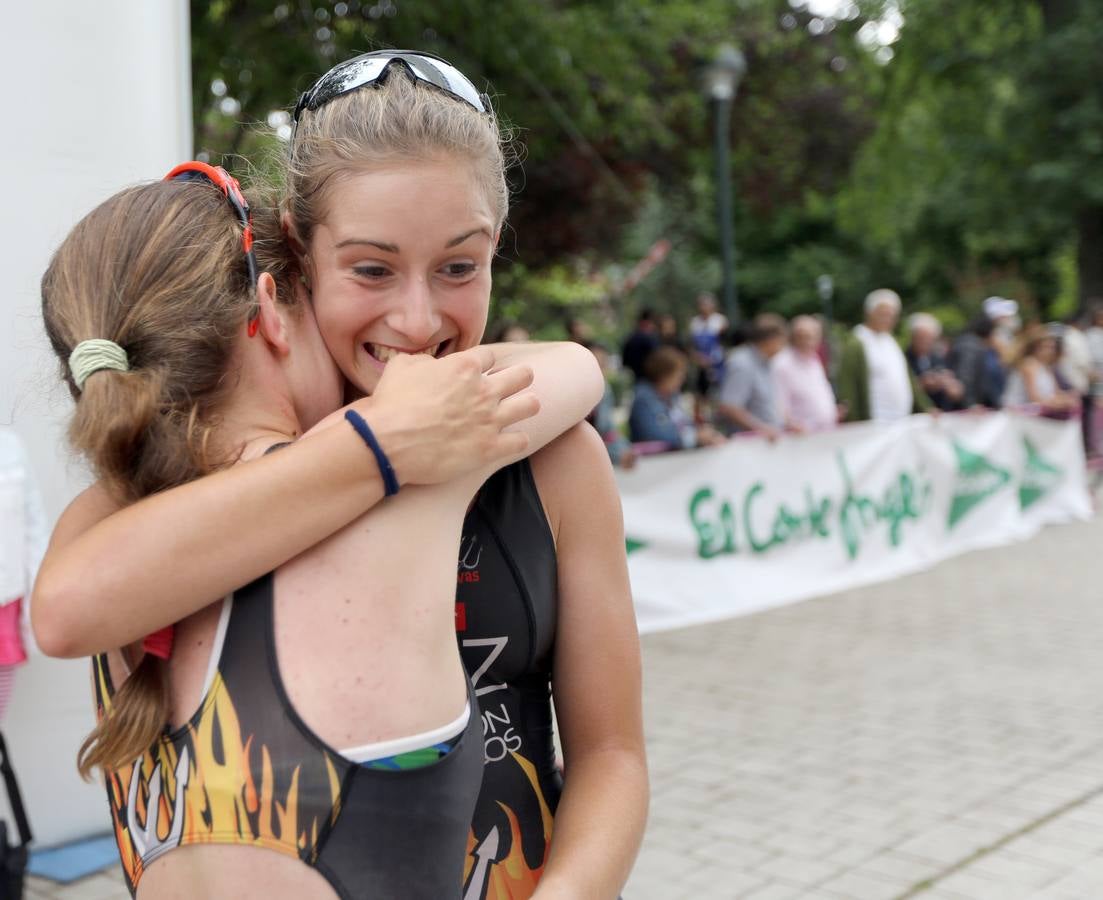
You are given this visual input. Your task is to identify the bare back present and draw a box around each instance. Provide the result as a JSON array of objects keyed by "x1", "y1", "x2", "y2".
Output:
[{"x1": 113, "y1": 471, "x2": 479, "y2": 899}]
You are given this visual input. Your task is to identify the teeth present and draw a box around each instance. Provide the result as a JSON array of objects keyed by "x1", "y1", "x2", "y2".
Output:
[{"x1": 367, "y1": 343, "x2": 441, "y2": 364}]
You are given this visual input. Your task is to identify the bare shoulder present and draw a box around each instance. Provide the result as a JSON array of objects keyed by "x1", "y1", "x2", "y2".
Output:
[
  {"x1": 1018, "y1": 357, "x2": 1042, "y2": 382},
  {"x1": 529, "y1": 421, "x2": 613, "y2": 494},
  {"x1": 529, "y1": 422, "x2": 617, "y2": 543},
  {"x1": 51, "y1": 482, "x2": 121, "y2": 546}
]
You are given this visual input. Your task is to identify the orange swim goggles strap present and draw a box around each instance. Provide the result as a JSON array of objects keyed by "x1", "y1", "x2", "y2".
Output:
[{"x1": 163, "y1": 161, "x2": 261, "y2": 336}]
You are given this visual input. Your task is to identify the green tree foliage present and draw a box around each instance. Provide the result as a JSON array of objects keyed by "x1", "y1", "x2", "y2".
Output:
[
  {"x1": 840, "y1": 0, "x2": 1103, "y2": 317},
  {"x1": 188, "y1": 1, "x2": 977, "y2": 335}
]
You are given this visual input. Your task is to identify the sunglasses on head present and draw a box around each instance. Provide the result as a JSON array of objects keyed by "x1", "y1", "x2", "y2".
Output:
[
  {"x1": 163, "y1": 161, "x2": 262, "y2": 336},
  {"x1": 292, "y1": 50, "x2": 491, "y2": 135}
]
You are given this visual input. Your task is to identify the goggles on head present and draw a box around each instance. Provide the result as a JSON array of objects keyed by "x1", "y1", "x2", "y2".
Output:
[
  {"x1": 163, "y1": 161, "x2": 261, "y2": 336},
  {"x1": 292, "y1": 50, "x2": 491, "y2": 139}
]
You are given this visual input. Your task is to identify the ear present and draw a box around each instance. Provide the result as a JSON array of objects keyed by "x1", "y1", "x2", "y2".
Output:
[
  {"x1": 493, "y1": 226, "x2": 502, "y2": 250},
  {"x1": 254, "y1": 272, "x2": 292, "y2": 356}
]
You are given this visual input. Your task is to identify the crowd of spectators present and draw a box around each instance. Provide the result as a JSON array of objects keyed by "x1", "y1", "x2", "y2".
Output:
[{"x1": 486, "y1": 289, "x2": 1103, "y2": 468}]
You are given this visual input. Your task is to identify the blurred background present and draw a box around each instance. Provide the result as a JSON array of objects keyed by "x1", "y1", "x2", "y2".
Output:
[{"x1": 190, "y1": 0, "x2": 1103, "y2": 337}]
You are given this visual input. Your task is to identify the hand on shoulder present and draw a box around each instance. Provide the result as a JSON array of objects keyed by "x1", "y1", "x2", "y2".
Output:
[{"x1": 305, "y1": 348, "x2": 539, "y2": 486}]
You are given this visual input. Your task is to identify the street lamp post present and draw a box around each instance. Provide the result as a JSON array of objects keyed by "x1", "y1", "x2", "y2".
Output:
[
  {"x1": 704, "y1": 44, "x2": 746, "y2": 328},
  {"x1": 816, "y1": 273, "x2": 835, "y2": 328},
  {"x1": 816, "y1": 273, "x2": 838, "y2": 379}
]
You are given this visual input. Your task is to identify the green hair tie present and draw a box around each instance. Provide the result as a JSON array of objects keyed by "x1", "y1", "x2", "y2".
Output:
[{"x1": 69, "y1": 339, "x2": 129, "y2": 391}]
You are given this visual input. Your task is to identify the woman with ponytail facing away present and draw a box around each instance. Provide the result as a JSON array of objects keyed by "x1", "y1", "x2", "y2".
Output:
[
  {"x1": 38, "y1": 165, "x2": 601, "y2": 898},
  {"x1": 38, "y1": 51, "x2": 648, "y2": 899}
]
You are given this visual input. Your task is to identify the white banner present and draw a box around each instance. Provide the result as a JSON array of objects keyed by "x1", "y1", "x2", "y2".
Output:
[{"x1": 617, "y1": 412, "x2": 1092, "y2": 634}]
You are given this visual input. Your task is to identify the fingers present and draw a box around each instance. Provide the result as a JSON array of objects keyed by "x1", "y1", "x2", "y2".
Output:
[
  {"x1": 496, "y1": 392, "x2": 541, "y2": 429},
  {"x1": 485, "y1": 364, "x2": 535, "y2": 400},
  {"x1": 457, "y1": 345, "x2": 497, "y2": 374}
]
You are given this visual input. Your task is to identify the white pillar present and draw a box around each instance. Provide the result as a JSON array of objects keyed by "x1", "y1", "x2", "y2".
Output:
[{"x1": 0, "y1": 0, "x2": 191, "y2": 846}]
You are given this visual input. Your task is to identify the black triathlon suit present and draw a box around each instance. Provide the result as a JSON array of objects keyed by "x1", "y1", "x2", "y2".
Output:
[
  {"x1": 94, "y1": 571, "x2": 483, "y2": 898},
  {"x1": 456, "y1": 459, "x2": 562, "y2": 900}
]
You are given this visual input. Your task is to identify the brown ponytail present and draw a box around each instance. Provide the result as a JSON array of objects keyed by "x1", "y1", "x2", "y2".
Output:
[
  {"x1": 77, "y1": 653, "x2": 170, "y2": 779},
  {"x1": 42, "y1": 178, "x2": 300, "y2": 778}
]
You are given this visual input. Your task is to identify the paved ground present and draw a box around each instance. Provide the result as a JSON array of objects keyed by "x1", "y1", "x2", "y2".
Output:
[
  {"x1": 26, "y1": 512, "x2": 1103, "y2": 899},
  {"x1": 626, "y1": 511, "x2": 1103, "y2": 900}
]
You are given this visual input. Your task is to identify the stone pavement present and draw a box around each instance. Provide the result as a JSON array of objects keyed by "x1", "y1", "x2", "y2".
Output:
[
  {"x1": 625, "y1": 511, "x2": 1103, "y2": 900},
  {"x1": 25, "y1": 513, "x2": 1103, "y2": 899}
]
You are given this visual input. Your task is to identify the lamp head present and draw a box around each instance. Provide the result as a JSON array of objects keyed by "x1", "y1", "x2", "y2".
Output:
[{"x1": 704, "y1": 44, "x2": 747, "y2": 102}]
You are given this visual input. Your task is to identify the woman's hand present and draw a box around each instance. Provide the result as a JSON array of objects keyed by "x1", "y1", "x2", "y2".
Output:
[
  {"x1": 697, "y1": 424, "x2": 728, "y2": 446},
  {"x1": 353, "y1": 346, "x2": 539, "y2": 486},
  {"x1": 350, "y1": 341, "x2": 602, "y2": 490}
]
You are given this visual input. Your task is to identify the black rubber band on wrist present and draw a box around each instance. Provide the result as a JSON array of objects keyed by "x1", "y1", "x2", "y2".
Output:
[{"x1": 345, "y1": 409, "x2": 400, "y2": 497}]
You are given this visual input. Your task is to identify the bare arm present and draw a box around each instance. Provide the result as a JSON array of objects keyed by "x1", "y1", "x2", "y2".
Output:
[
  {"x1": 1021, "y1": 359, "x2": 1045, "y2": 404},
  {"x1": 469, "y1": 341, "x2": 603, "y2": 479},
  {"x1": 33, "y1": 420, "x2": 391, "y2": 657},
  {"x1": 32, "y1": 342, "x2": 601, "y2": 658},
  {"x1": 715, "y1": 401, "x2": 767, "y2": 433},
  {"x1": 532, "y1": 424, "x2": 648, "y2": 899}
]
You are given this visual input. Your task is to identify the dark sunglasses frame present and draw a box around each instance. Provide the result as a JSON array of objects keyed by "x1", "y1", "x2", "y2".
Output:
[
  {"x1": 292, "y1": 50, "x2": 491, "y2": 138},
  {"x1": 164, "y1": 161, "x2": 261, "y2": 335}
]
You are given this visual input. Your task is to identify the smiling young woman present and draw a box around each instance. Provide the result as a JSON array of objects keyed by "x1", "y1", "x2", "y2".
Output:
[{"x1": 303, "y1": 160, "x2": 497, "y2": 396}]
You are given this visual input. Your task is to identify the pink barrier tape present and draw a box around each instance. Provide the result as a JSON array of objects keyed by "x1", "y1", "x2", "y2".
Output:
[{"x1": 630, "y1": 405, "x2": 1099, "y2": 457}]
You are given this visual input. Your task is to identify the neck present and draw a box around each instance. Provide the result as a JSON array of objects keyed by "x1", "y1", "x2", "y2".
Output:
[
  {"x1": 210, "y1": 349, "x2": 305, "y2": 464},
  {"x1": 217, "y1": 405, "x2": 304, "y2": 464}
]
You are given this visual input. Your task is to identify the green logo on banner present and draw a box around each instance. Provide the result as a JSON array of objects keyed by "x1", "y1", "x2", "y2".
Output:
[
  {"x1": 1019, "y1": 436, "x2": 1063, "y2": 510},
  {"x1": 625, "y1": 537, "x2": 648, "y2": 555},
  {"x1": 947, "y1": 441, "x2": 1011, "y2": 529},
  {"x1": 687, "y1": 451, "x2": 933, "y2": 562}
]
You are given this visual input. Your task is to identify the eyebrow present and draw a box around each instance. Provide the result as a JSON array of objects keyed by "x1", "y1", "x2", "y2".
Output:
[
  {"x1": 334, "y1": 228, "x2": 492, "y2": 254},
  {"x1": 445, "y1": 228, "x2": 492, "y2": 248},
  {"x1": 335, "y1": 238, "x2": 398, "y2": 253}
]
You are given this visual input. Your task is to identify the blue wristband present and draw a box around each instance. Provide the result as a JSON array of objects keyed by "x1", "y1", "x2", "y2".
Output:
[{"x1": 344, "y1": 409, "x2": 401, "y2": 497}]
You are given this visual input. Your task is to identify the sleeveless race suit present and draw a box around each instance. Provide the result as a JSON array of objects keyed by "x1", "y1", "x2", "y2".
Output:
[
  {"x1": 94, "y1": 571, "x2": 483, "y2": 899},
  {"x1": 457, "y1": 460, "x2": 561, "y2": 900}
]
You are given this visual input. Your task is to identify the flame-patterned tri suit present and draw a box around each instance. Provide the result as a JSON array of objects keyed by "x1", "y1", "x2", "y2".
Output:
[
  {"x1": 457, "y1": 459, "x2": 562, "y2": 900},
  {"x1": 93, "y1": 570, "x2": 483, "y2": 898}
]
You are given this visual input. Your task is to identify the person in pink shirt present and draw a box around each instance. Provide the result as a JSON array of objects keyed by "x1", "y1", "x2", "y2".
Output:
[
  {"x1": 0, "y1": 427, "x2": 48, "y2": 721},
  {"x1": 771, "y1": 315, "x2": 839, "y2": 432}
]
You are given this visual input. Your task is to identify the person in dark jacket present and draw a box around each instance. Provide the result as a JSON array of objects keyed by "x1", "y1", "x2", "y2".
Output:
[
  {"x1": 949, "y1": 315, "x2": 1006, "y2": 409},
  {"x1": 905, "y1": 313, "x2": 963, "y2": 411},
  {"x1": 621, "y1": 309, "x2": 660, "y2": 382}
]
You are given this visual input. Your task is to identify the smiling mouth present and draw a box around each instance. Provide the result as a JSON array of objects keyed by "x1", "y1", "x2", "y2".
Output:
[{"x1": 364, "y1": 341, "x2": 450, "y2": 364}]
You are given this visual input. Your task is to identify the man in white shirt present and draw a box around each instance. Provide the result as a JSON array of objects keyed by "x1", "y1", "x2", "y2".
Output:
[
  {"x1": 837, "y1": 289, "x2": 930, "y2": 422},
  {"x1": 1058, "y1": 319, "x2": 1092, "y2": 396},
  {"x1": 1056, "y1": 318, "x2": 1096, "y2": 455}
]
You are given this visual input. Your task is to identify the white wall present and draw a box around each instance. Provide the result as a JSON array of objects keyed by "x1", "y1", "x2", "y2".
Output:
[{"x1": 0, "y1": 1, "x2": 191, "y2": 846}]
